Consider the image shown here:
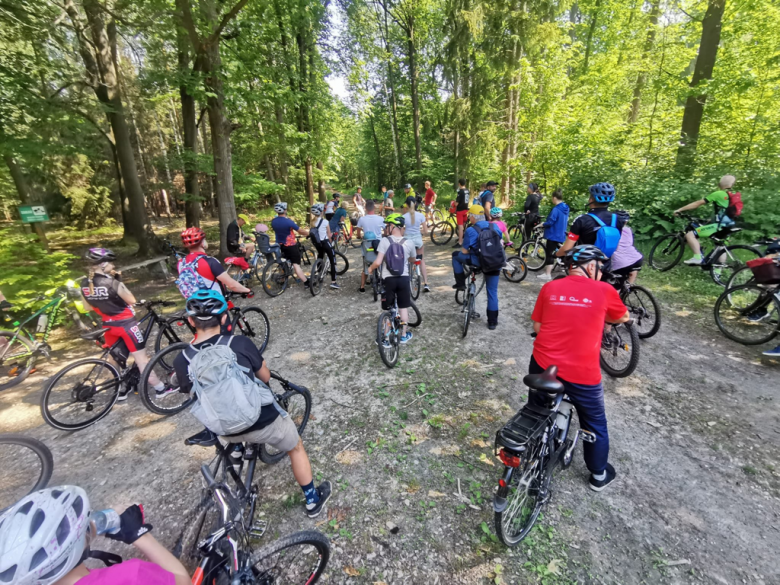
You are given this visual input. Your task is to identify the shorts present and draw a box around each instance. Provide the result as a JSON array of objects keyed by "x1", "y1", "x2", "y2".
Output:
[
  {"x1": 227, "y1": 244, "x2": 244, "y2": 256},
  {"x1": 544, "y1": 239, "x2": 562, "y2": 266},
  {"x1": 104, "y1": 319, "x2": 145, "y2": 352},
  {"x1": 424, "y1": 204, "x2": 433, "y2": 213},
  {"x1": 219, "y1": 414, "x2": 299, "y2": 453},
  {"x1": 325, "y1": 212, "x2": 334, "y2": 221},
  {"x1": 456, "y1": 210, "x2": 469, "y2": 226},
  {"x1": 381, "y1": 276, "x2": 411, "y2": 310},
  {"x1": 611, "y1": 258, "x2": 644, "y2": 277},
  {"x1": 280, "y1": 244, "x2": 302, "y2": 265},
  {"x1": 408, "y1": 234, "x2": 424, "y2": 250}
]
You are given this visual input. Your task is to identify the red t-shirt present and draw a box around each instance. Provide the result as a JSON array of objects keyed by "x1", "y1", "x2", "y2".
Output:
[
  {"x1": 531, "y1": 275, "x2": 627, "y2": 385},
  {"x1": 424, "y1": 188, "x2": 436, "y2": 206}
]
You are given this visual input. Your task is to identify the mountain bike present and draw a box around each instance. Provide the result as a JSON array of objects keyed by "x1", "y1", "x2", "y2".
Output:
[
  {"x1": 225, "y1": 235, "x2": 269, "y2": 285},
  {"x1": 724, "y1": 238, "x2": 780, "y2": 290},
  {"x1": 309, "y1": 249, "x2": 349, "y2": 296},
  {"x1": 493, "y1": 365, "x2": 596, "y2": 546},
  {"x1": 429, "y1": 206, "x2": 445, "y2": 226},
  {"x1": 457, "y1": 265, "x2": 486, "y2": 338},
  {"x1": 409, "y1": 259, "x2": 422, "y2": 300},
  {"x1": 505, "y1": 212, "x2": 528, "y2": 245},
  {"x1": 431, "y1": 211, "x2": 456, "y2": 245},
  {"x1": 603, "y1": 272, "x2": 661, "y2": 339},
  {"x1": 714, "y1": 283, "x2": 779, "y2": 346},
  {"x1": 502, "y1": 245, "x2": 528, "y2": 283},
  {"x1": 163, "y1": 240, "x2": 187, "y2": 275},
  {"x1": 600, "y1": 319, "x2": 640, "y2": 378},
  {"x1": 376, "y1": 289, "x2": 422, "y2": 368},
  {"x1": 518, "y1": 225, "x2": 554, "y2": 271},
  {"x1": 0, "y1": 434, "x2": 54, "y2": 513},
  {"x1": 261, "y1": 238, "x2": 315, "y2": 297},
  {"x1": 333, "y1": 219, "x2": 360, "y2": 253},
  {"x1": 648, "y1": 214, "x2": 763, "y2": 286}
]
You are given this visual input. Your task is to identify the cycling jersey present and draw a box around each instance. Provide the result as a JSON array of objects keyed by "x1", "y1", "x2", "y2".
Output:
[
  {"x1": 177, "y1": 252, "x2": 226, "y2": 294},
  {"x1": 271, "y1": 216, "x2": 299, "y2": 246},
  {"x1": 75, "y1": 559, "x2": 174, "y2": 585},
  {"x1": 456, "y1": 188, "x2": 470, "y2": 212},
  {"x1": 80, "y1": 274, "x2": 134, "y2": 322},
  {"x1": 567, "y1": 207, "x2": 626, "y2": 246}
]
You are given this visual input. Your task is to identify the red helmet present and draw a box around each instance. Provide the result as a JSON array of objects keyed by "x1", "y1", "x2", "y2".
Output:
[{"x1": 181, "y1": 227, "x2": 205, "y2": 248}]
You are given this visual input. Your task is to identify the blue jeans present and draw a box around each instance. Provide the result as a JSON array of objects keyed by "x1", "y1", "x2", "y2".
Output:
[
  {"x1": 529, "y1": 356, "x2": 609, "y2": 474},
  {"x1": 452, "y1": 252, "x2": 500, "y2": 313}
]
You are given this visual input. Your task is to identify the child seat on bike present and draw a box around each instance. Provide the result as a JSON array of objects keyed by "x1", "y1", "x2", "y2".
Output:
[{"x1": 256, "y1": 232, "x2": 281, "y2": 262}]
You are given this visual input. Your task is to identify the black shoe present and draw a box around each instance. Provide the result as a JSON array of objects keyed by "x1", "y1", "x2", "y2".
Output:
[
  {"x1": 359, "y1": 287, "x2": 366, "y2": 293},
  {"x1": 488, "y1": 322, "x2": 497, "y2": 330},
  {"x1": 452, "y1": 284, "x2": 466, "y2": 291},
  {"x1": 116, "y1": 386, "x2": 133, "y2": 402},
  {"x1": 452, "y1": 243, "x2": 461, "y2": 249},
  {"x1": 305, "y1": 480, "x2": 332, "y2": 518},
  {"x1": 184, "y1": 428, "x2": 219, "y2": 447},
  {"x1": 589, "y1": 463, "x2": 617, "y2": 492}
]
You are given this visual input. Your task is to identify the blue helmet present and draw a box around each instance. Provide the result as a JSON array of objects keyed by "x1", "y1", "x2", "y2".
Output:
[
  {"x1": 589, "y1": 182, "x2": 616, "y2": 203},
  {"x1": 186, "y1": 289, "x2": 228, "y2": 317}
]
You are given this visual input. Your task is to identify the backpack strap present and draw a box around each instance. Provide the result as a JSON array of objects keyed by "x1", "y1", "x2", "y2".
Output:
[
  {"x1": 610, "y1": 214, "x2": 617, "y2": 227},
  {"x1": 588, "y1": 213, "x2": 606, "y2": 227}
]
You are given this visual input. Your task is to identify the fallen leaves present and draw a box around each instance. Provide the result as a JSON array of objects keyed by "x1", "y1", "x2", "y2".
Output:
[
  {"x1": 427, "y1": 490, "x2": 446, "y2": 498},
  {"x1": 344, "y1": 566, "x2": 360, "y2": 577},
  {"x1": 547, "y1": 559, "x2": 562, "y2": 575}
]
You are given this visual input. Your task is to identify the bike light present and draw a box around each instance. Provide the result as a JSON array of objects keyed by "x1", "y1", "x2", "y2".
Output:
[{"x1": 499, "y1": 449, "x2": 520, "y2": 468}]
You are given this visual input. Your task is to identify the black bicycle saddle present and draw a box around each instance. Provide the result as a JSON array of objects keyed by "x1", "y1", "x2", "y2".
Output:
[
  {"x1": 523, "y1": 365, "x2": 564, "y2": 394},
  {"x1": 79, "y1": 327, "x2": 111, "y2": 341}
]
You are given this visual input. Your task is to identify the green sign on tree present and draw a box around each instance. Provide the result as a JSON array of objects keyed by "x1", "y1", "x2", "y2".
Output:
[{"x1": 18, "y1": 205, "x2": 49, "y2": 223}]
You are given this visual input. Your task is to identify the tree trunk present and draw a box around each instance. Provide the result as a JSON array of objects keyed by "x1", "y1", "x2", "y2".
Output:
[
  {"x1": 582, "y1": 0, "x2": 602, "y2": 74},
  {"x1": 368, "y1": 111, "x2": 383, "y2": 189},
  {"x1": 3, "y1": 155, "x2": 48, "y2": 249},
  {"x1": 198, "y1": 115, "x2": 216, "y2": 217},
  {"x1": 304, "y1": 157, "x2": 315, "y2": 213},
  {"x1": 406, "y1": 20, "x2": 423, "y2": 190},
  {"x1": 675, "y1": 0, "x2": 726, "y2": 173},
  {"x1": 628, "y1": 0, "x2": 660, "y2": 124},
  {"x1": 316, "y1": 161, "x2": 326, "y2": 202},
  {"x1": 178, "y1": 30, "x2": 201, "y2": 227},
  {"x1": 381, "y1": 7, "x2": 403, "y2": 184}
]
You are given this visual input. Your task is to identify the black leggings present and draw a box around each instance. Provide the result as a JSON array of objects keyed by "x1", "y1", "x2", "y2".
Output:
[
  {"x1": 544, "y1": 239, "x2": 562, "y2": 266},
  {"x1": 315, "y1": 241, "x2": 337, "y2": 281}
]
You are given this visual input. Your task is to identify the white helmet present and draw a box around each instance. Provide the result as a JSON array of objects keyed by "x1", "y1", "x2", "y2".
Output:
[
  {"x1": 274, "y1": 202, "x2": 288, "y2": 214},
  {"x1": 311, "y1": 203, "x2": 325, "y2": 216},
  {"x1": 0, "y1": 486, "x2": 91, "y2": 585}
]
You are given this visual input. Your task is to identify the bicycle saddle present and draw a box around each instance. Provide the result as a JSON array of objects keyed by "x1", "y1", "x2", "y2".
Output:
[
  {"x1": 523, "y1": 366, "x2": 564, "y2": 394},
  {"x1": 184, "y1": 428, "x2": 219, "y2": 447},
  {"x1": 80, "y1": 327, "x2": 111, "y2": 341}
]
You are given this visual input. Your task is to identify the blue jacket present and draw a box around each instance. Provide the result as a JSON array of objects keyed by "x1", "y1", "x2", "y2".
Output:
[{"x1": 543, "y1": 202, "x2": 569, "y2": 243}]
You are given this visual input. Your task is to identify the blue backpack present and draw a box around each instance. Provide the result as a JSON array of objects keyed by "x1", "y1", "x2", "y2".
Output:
[{"x1": 588, "y1": 213, "x2": 622, "y2": 258}]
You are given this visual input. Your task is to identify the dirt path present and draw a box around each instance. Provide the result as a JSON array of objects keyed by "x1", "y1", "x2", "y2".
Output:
[{"x1": 1, "y1": 241, "x2": 778, "y2": 584}]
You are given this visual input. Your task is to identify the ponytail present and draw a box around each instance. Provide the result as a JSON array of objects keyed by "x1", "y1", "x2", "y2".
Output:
[
  {"x1": 88, "y1": 268, "x2": 95, "y2": 295},
  {"x1": 409, "y1": 201, "x2": 417, "y2": 226}
]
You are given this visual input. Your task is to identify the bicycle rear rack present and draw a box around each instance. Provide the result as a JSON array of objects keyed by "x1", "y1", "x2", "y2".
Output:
[{"x1": 495, "y1": 403, "x2": 553, "y2": 454}]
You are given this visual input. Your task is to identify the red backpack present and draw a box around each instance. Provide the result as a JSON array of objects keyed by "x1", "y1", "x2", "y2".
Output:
[{"x1": 726, "y1": 191, "x2": 743, "y2": 219}]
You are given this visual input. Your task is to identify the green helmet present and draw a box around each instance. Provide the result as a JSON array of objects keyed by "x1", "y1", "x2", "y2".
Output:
[{"x1": 384, "y1": 213, "x2": 406, "y2": 228}]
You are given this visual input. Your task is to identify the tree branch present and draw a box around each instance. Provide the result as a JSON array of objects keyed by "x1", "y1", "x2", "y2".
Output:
[
  {"x1": 175, "y1": 0, "x2": 202, "y2": 53},
  {"x1": 207, "y1": 0, "x2": 249, "y2": 45}
]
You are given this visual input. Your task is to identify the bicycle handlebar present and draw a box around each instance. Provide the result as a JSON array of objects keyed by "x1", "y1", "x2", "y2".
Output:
[{"x1": 136, "y1": 299, "x2": 178, "y2": 308}]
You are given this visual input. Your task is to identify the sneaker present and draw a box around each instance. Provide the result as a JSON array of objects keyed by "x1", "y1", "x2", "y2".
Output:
[
  {"x1": 684, "y1": 256, "x2": 704, "y2": 265},
  {"x1": 155, "y1": 385, "x2": 179, "y2": 397},
  {"x1": 400, "y1": 332, "x2": 413, "y2": 344},
  {"x1": 763, "y1": 345, "x2": 780, "y2": 357},
  {"x1": 589, "y1": 463, "x2": 617, "y2": 492},
  {"x1": 423, "y1": 284, "x2": 431, "y2": 293},
  {"x1": 536, "y1": 273, "x2": 552, "y2": 281},
  {"x1": 488, "y1": 322, "x2": 497, "y2": 330},
  {"x1": 330, "y1": 282, "x2": 340, "y2": 289},
  {"x1": 303, "y1": 280, "x2": 311, "y2": 288},
  {"x1": 452, "y1": 243, "x2": 461, "y2": 249},
  {"x1": 306, "y1": 480, "x2": 332, "y2": 518},
  {"x1": 116, "y1": 386, "x2": 132, "y2": 402},
  {"x1": 747, "y1": 309, "x2": 769, "y2": 322},
  {"x1": 359, "y1": 287, "x2": 365, "y2": 293}
]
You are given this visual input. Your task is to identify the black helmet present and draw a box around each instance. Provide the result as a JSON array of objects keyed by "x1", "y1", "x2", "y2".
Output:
[
  {"x1": 563, "y1": 245, "x2": 609, "y2": 267},
  {"x1": 85, "y1": 248, "x2": 116, "y2": 264}
]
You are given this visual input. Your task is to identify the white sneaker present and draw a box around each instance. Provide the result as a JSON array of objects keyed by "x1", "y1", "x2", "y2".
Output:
[
  {"x1": 684, "y1": 256, "x2": 704, "y2": 265},
  {"x1": 536, "y1": 273, "x2": 552, "y2": 281}
]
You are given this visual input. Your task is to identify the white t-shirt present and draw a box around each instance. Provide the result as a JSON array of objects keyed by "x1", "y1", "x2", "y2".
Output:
[
  {"x1": 402, "y1": 212, "x2": 426, "y2": 239},
  {"x1": 313, "y1": 218, "x2": 329, "y2": 242},
  {"x1": 325, "y1": 200, "x2": 336, "y2": 213},
  {"x1": 357, "y1": 214, "x2": 385, "y2": 241},
  {"x1": 377, "y1": 235, "x2": 417, "y2": 278}
]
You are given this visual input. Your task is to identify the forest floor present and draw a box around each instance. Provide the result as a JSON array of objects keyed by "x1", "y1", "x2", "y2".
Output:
[{"x1": 1, "y1": 238, "x2": 779, "y2": 585}]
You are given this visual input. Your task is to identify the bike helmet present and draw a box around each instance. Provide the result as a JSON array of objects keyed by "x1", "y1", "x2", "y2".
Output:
[
  {"x1": 255, "y1": 223, "x2": 268, "y2": 233},
  {"x1": 311, "y1": 203, "x2": 325, "y2": 217},
  {"x1": 490, "y1": 207, "x2": 503, "y2": 218},
  {"x1": 181, "y1": 227, "x2": 206, "y2": 248},
  {"x1": 384, "y1": 213, "x2": 405, "y2": 228},
  {"x1": 84, "y1": 248, "x2": 116, "y2": 264},
  {"x1": 589, "y1": 182, "x2": 616, "y2": 203},
  {"x1": 274, "y1": 202, "x2": 288, "y2": 214},
  {"x1": 563, "y1": 245, "x2": 609, "y2": 267},
  {"x1": 186, "y1": 289, "x2": 228, "y2": 317},
  {"x1": 0, "y1": 486, "x2": 91, "y2": 585}
]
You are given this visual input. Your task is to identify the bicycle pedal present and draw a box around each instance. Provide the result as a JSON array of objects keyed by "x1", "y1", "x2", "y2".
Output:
[
  {"x1": 579, "y1": 430, "x2": 597, "y2": 443},
  {"x1": 249, "y1": 520, "x2": 268, "y2": 538}
]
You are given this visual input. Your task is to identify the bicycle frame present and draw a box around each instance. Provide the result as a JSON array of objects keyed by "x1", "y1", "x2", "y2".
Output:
[{"x1": 2, "y1": 295, "x2": 69, "y2": 359}]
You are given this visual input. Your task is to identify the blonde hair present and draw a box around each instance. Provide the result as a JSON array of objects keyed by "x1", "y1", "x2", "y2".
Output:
[
  {"x1": 719, "y1": 175, "x2": 736, "y2": 189},
  {"x1": 340, "y1": 201, "x2": 348, "y2": 209},
  {"x1": 407, "y1": 200, "x2": 417, "y2": 226}
]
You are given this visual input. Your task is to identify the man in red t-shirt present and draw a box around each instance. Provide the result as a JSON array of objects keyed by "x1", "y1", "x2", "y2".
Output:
[
  {"x1": 530, "y1": 245, "x2": 629, "y2": 492},
  {"x1": 423, "y1": 180, "x2": 437, "y2": 224}
]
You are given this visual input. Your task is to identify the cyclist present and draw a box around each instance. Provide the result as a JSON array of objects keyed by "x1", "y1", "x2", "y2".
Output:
[
  {"x1": 383, "y1": 190, "x2": 395, "y2": 217},
  {"x1": 0, "y1": 487, "x2": 191, "y2": 584},
  {"x1": 178, "y1": 227, "x2": 252, "y2": 300},
  {"x1": 270, "y1": 202, "x2": 310, "y2": 289},
  {"x1": 78, "y1": 248, "x2": 167, "y2": 401},
  {"x1": 454, "y1": 178, "x2": 470, "y2": 248},
  {"x1": 324, "y1": 192, "x2": 340, "y2": 221},
  {"x1": 451, "y1": 205, "x2": 503, "y2": 330},
  {"x1": 538, "y1": 188, "x2": 569, "y2": 281},
  {"x1": 0, "y1": 289, "x2": 10, "y2": 311},
  {"x1": 310, "y1": 203, "x2": 340, "y2": 290},
  {"x1": 556, "y1": 182, "x2": 625, "y2": 262},
  {"x1": 226, "y1": 213, "x2": 255, "y2": 258},
  {"x1": 523, "y1": 182, "x2": 543, "y2": 240},
  {"x1": 608, "y1": 211, "x2": 644, "y2": 285},
  {"x1": 329, "y1": 201, "x2": 349, "y2": 237},
  {"x1": 368, "y1": 214, "x2": 417, "y2": 344},
  {"x1": 480, "y1": 181, "x2": 497, "y2": 218},
  {"x1": 423, "y1": 180, "x2": 437, "y2": 224},
  {"x1": 357, "y1": 200, "x2": 385, "y2": 293},
  {"x1": 174, "y1": 290, "x2": 332, "y2": 518},
  {"x1": 403, "y1": 183, "x2": 422, "y2": 208},
  {"x1": 488, "y1": 206, "x2": 511, "y2": 245},
  {"x1": 530, "y1": 245, "x2": 629, "y2": 491},
  {"x1": 353, "y1": 187, "x2": 366, "y2": 217},
  {"x1": 402, "y1": 196, "x2": 431, "y2": 293},
  {"x1": 673, "y1": 175, "x2": 738, "y2": 265},
  {"x1": 380, "y1": 185, "x2": 387, "y2": 203}
]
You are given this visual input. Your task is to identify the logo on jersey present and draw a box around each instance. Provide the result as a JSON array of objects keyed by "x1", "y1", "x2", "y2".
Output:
[{"x1": 82, "y1": 286, "x2": 110, "y2": 299}]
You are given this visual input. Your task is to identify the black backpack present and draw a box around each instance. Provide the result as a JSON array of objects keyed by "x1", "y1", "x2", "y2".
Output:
[
  {"x1": 473, "y1": 225, "x2": 505, "y2": 272},
  {"x1": 309, "y1": 219, "x2": 324, "y2": 245}
]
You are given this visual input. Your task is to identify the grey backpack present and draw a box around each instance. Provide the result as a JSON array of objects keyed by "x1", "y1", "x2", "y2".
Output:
[{"x1": 184, "y1": 336, "x2": 286, "y2": 436}]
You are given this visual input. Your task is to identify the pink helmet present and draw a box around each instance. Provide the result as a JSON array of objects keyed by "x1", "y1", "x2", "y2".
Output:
[{"x1": 255, "y1": 223, "x2": 268, "y2": 233}]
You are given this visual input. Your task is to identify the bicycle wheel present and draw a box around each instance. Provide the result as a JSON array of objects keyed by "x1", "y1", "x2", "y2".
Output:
[
  {"x1": 371, "y1": 272, "x2": 379, "y2": 302},
  {"x1": 462, "y1": 292, "x2": 473, "y2": 338},
  {"x1": 348, "y1": 233, "x2": 360, "y2": 248},
  {"x1": 519, "y1": 241, "x2": 546, "y2": 271},
  {"x1": 726, "y1": 265, "x2": 755, "y2": 292},
  {"x1": 709, "y1": 244, "x2": 763, "y2": 287},
  {"x1": 225, "y1": 263, "x2": 246, "y2": 284},
  {"x1": 154, "y1": 318, "x2": 195, "y2": 369},
  {"x1": 600, "y1": 321, "x2": 640, "y2": 378},
  {"x1": 174, "y1": 494, "x2": 222, "y2": 572},
  {"x1": 333, "y1": 251, "x2": 349, "y2": 275},
  {"x1": 714, "y1": 284, "x2": 779, "y2": 345},
  {"x1": 0, "y1": 434, "x2": 54, "y2": 513},
  {"x1": 503, "y1": 256, "x2": 527, "y2": 283},
  {"x1": 261, "y1": 261, "x2": 289, "y2": 298},
  {"x1": 41, "y1": 358, "x2": 120, "y2": 431},
  {"x1": 0, "y1": 330, "x2": 35, "y2": 392},
  {"x1": 310, "y1": 259, "x2": 324, "y2": 296},
  {"x1": 249, "y1": 530, "x2": 330, "y2": 585},
  {"x1": 622, "y1": 285, "x2": 661, "y2": 339},
  {"x1": 259, "y1": 385, "x2": 312, "y2": 464},
  {"x1": 234, "y1": 307, "x2": 271, "y2": 354},
  {"x1": 649, "y1": 233, "x2": 685, "y2": 271},
  {"x1": 508, "y1": 225, "x2": 524, "y2": 244},
  {"x1": 253, "y1": 256, "x2": 268, "y2": 281},
  {"x1": 410, "y1": 267, "x2": 421, "y2": 300},
  {"x1": 334, "y1": 233, "x2": 347, "y2": 254},
  {"x1": 455, "y1": 288, "x2": 466, "y2": 306},
  {"x1": 408, "y1": 301, "x2": 422, "y2": 328},
  {"x1": 139, "y1": 342, "x2": 195, "y2": 415},
  {"x1": 431, "y1": 221, "x2": 454, "y2": 245},
  {"x1": 377, "y1": 312, "x2": 399, "y2": 368}
]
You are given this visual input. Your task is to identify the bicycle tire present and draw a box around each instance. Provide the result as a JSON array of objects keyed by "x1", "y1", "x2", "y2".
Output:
[
  {"x1": 334, "y1": 251, "x2": 349, "y2": 275},
  {"x1": 622, "y1": 285, "x2": 661, "y2": 339},
  {"x1": 348, "y1": 234, "x2": 360, "y2": 248},
  {"x1": 0, "y1": 434, "x2": 54, "y2": 513},
  {"x1": 139, "y1": 342, "x2": 195, "y2": 416},
  {"x1": 462, "y1": 292, "x2": 473, "y2": 338},
  {"x1": 225, "y1": 263, "x2": 245, "y2": 284},
  {"x1": 600, "y1": 321, "x2": 640, "y2": 378},
  {"x1": 431, "y1": 221, "x2": 454, "y2": 245},
  {"x1": 253, "y1": 256, "x2": 268, "y2": 281},
  {"x1": 261, "y1": 260, "x2": 289, "y2": 297},
  {"x1": 432, "y1": 209, "x2": 444, "y2": 224},
  {"x1": 708, "y1": 244, "x2": 763, "y2": 287},
  {"x1": 153, "y1": 319, "x2": 194, "y2": 369},
  {"x1": 173, "y1": 494, "x2": 222, "y2": 572},
  {"x1": 41, "y1": 358, "x2": 120, "y2": 431},
  {"x1": 503, "y1": 256, "x2": 527, "y2": 283},
  {"x1": 508, "y1": 225, "x2": 524, "y2": 244},
  {"x1": 714, "y1": 284, "x2": 779, "y2": 345},
  {"x1": 0, "y1": 330, "x2": 36, "y2": 392},
  {"x1": 649, "y1": 233, "x2": 684, "y2": 271},
  {"x1": 408, "y1": 301, "x2": 422, "y2": 328},
  {"x1": 455, "y1": 288, "x2": 465, "y2": 306},
  {"x1": 248, "y1": 530, "x2": 331, "y2": 585},
  {"x1": 371, "y1": 272, "x2": 379, "y2": 302},
  {"x1": 377, "y1": 312, "x2": 399, "y2": 368},
  {"x1": 410, "y1": 268, "x2": 421, "y2": 300},
  {"x1": 259, "y1": 385, "x2": 312, "y2": 464},
  {"x1": 334, "y1": 233, "x2": 347, "y2": 254},
  {"x1": 519, "y1": 241, "x2": 546, "y2": 271},
  {"x1": 725, "y1": 264, "x2": 755, "y2": 292},
  {"x1": 310, "y1": 259, "x2": 324, "y2": 296},
  {"x1": 234, "y1": 307, "x2": 270, "y2": 354}
]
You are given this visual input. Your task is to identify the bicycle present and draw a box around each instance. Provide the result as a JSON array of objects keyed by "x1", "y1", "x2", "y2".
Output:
[
  {"x1": 430, "y1": 210, "x2": 457, "y2": 245},
  {"x1": 493, "y1": 365, "x2": 596, "y2": 546},
  {"x1": 457, "y1": 264, "x2": 488, "y2": 338},
  {"x1": 724, "y1": 238, "x2": 780, "y2": 290},
  {"x1": 309, "y1": 248, "x2": 349, "y2": 296},
  {"x1": 225, "y1": 234, "x2": 269, "y2": 284},
  {"x1": 0, "y1": 434, "x2": 54, "y2": 513},
  {"x1": 502, "y1": 244, "x2": 528, "y2": 283},
  {"x1": 335, "y1": 219, "x2": 361, "y2": 252},
  {"x1": 163, "y1": 240, "x2": 187, "y2": 275},
  {"x1": 506, "y1": 212, "x2": 530, "y2": 245},
  {"x1": 518, "y1": 224, "x2": 554, "y2": 272},
  {"x1": 600, "y1": 319, "x2": 640, "y2": 378},
  {"x1": 260, "y1": 237, "x2": 315, "y2": 297},
  {"x1": 376, "y1": 289, "x2": 422, "y2": 368},
  {"x1": 648, "y1": 213, "x2": 763, "y2": 286},
  {"x1": 714, "y1": 282, "x2": 779, "y2": 346},
  {"x1": 409, "y1": 258, "x2": 422, "y2": 300},
  {"x1": 603, "y1": 272, "x2": 661, "y2": 339}
]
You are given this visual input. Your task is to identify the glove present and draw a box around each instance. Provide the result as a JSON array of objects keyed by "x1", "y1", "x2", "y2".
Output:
[
  {"x1": 104, "y1": 504, "x2": 152, "y2": 544},
  {"x1": 0, "y1": 300, "x2": 12, "y2": 311}
]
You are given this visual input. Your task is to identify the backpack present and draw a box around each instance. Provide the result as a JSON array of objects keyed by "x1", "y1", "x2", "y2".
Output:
[
  {"x1": 726, "y1": 191, "x2": 743, "y2": 219},
  {"x1": 184, "y1": 336, "x2": 286, "y2": 436},
  {"x1": 310, "y1": 219, "x2": 324, "y2": 245},
  {"x1": 588, "y1": 213, "x2": 622, "y2": 258},
  {"x1": 175, "y1": 256, "x2": 209, "y2": 299},
  {"x1": 473, "y1": 225, "x2": 505, "y2": 272},
  {"x1": 383, "y1": 237, "x2": 407, "y2": 277}
]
